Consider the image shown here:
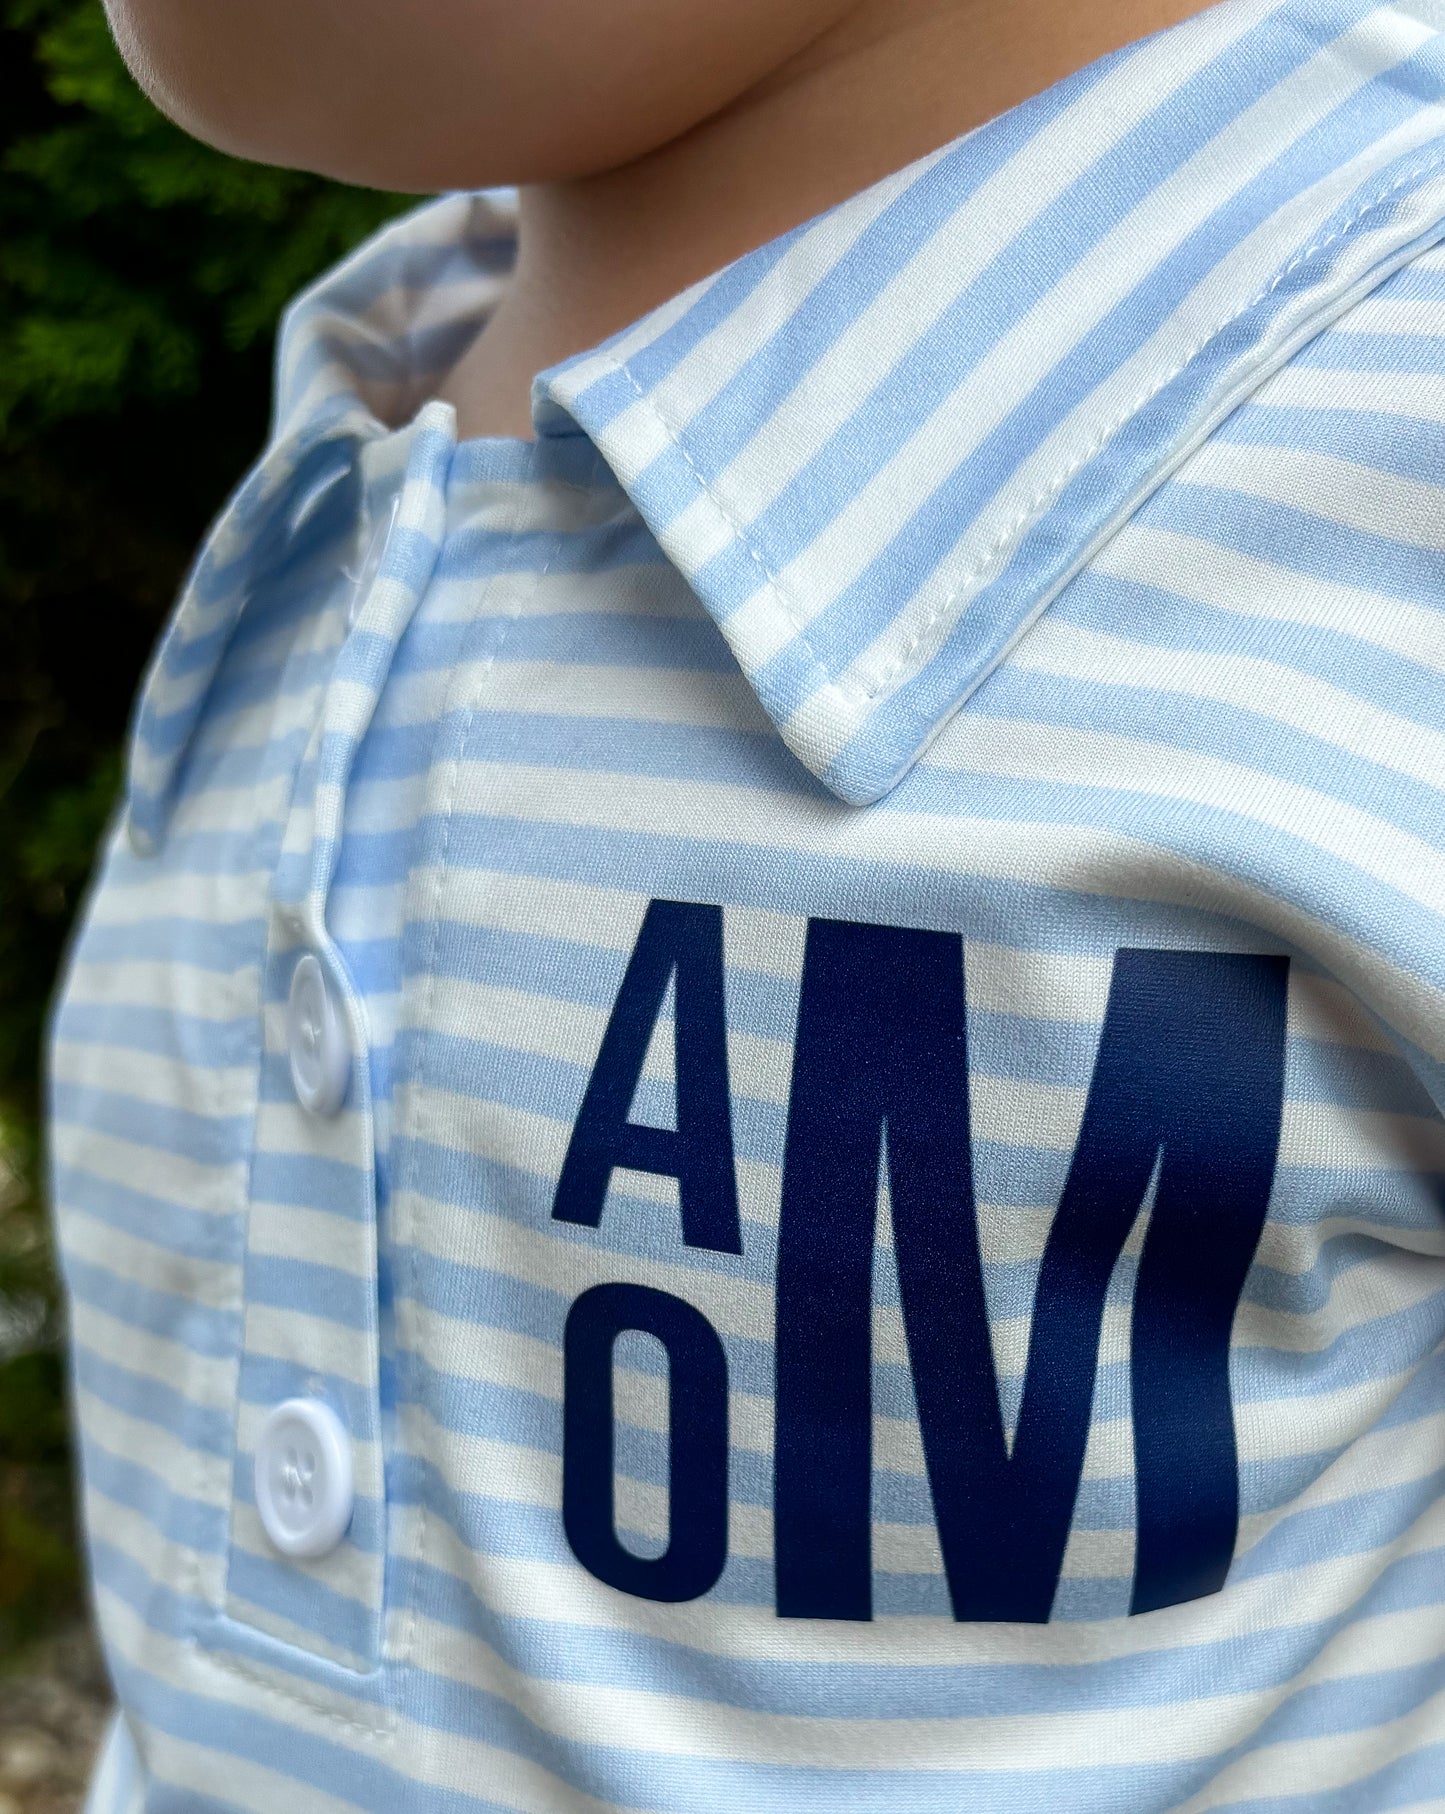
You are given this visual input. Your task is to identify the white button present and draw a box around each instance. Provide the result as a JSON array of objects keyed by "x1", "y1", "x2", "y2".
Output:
[
  {"x1": 286, "y1": 953, "x2": 351, "y2": 1117},
  {"x1": 126, "y1": 816, "x2": 157, "y2": 859},
  {"x1": 347, "y1": 496, "x2": 399, "y2": 629},
  {"x1": 254, "y1": 1398, "x2": 354, "y2": 1560}
]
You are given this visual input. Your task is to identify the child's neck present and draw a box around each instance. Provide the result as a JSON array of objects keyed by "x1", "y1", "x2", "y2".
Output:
[{"x1": 439, "y1": 0, "x2": 1213, "y2": 441}]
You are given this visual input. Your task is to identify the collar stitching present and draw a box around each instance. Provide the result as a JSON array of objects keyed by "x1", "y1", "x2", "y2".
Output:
[{"x1": 612, "y1": 141, "x2": 1445, "y2": 724}]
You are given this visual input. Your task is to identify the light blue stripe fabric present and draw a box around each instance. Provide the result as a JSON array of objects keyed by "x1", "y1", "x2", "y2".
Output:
[{"x1": 51, "y1": 0, "x2": 1445, "y2": 1806}]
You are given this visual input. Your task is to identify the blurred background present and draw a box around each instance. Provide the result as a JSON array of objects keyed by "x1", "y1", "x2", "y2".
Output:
[{"x1": 0, "y1": 4, "x2": 406, "y2": 1804}]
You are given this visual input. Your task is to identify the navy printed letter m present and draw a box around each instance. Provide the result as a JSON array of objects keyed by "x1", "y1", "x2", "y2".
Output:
[{"x1": 774, "y1": 923, "x2": 1288, "y2": 1623}]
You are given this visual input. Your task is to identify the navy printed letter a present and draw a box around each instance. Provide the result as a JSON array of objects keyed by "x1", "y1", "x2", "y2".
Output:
[{"x1": 552, "y1": 898, "x2": 742, "y2": 1254}]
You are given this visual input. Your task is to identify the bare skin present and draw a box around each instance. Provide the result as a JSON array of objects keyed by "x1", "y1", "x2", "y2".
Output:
[{"x1": 105, "y1": 0, "x2": 1217, "y2": 439}]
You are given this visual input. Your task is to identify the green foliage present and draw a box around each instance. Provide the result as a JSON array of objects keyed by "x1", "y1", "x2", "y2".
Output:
[
  {"x1": 0, "y1": 0, "x2": 408, "y2": 1655},
  {"x1": 1, "y1": 0, "x2": 407, "y2": 433}
]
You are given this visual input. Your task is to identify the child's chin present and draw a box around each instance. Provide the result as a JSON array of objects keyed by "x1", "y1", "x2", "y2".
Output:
[{"x1": 104, "y1": 0, "x2": 854, "y2": 191}]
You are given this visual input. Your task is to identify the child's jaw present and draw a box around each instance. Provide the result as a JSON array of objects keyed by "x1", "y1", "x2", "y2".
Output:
[{"x1": 104, "y1": 0, "x2": 1215, "y2": 446}]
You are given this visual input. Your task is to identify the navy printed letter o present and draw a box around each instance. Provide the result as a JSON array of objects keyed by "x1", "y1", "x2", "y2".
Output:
[{"x1": 563, "y1": 1283, "x2": 729, "y2": 1603}]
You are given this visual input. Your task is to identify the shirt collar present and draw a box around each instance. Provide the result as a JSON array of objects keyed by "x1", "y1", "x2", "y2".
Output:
[
  {"x1": 132, "y1": 0, "x2": 1445, "y2": 848},
  {"x1": 542, "y1": 0, "x2": 1445, "y2": 801}
]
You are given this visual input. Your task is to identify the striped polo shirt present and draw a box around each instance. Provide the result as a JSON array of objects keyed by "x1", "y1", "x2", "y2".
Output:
[{"x1": 54, "y1": 0, "x2": 1445, "y2": 1805}]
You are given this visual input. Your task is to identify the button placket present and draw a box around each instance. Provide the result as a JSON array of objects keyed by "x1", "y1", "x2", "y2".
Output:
[{"x1": 218, "y1": 403, "x2": 455, "y2": 1679}]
